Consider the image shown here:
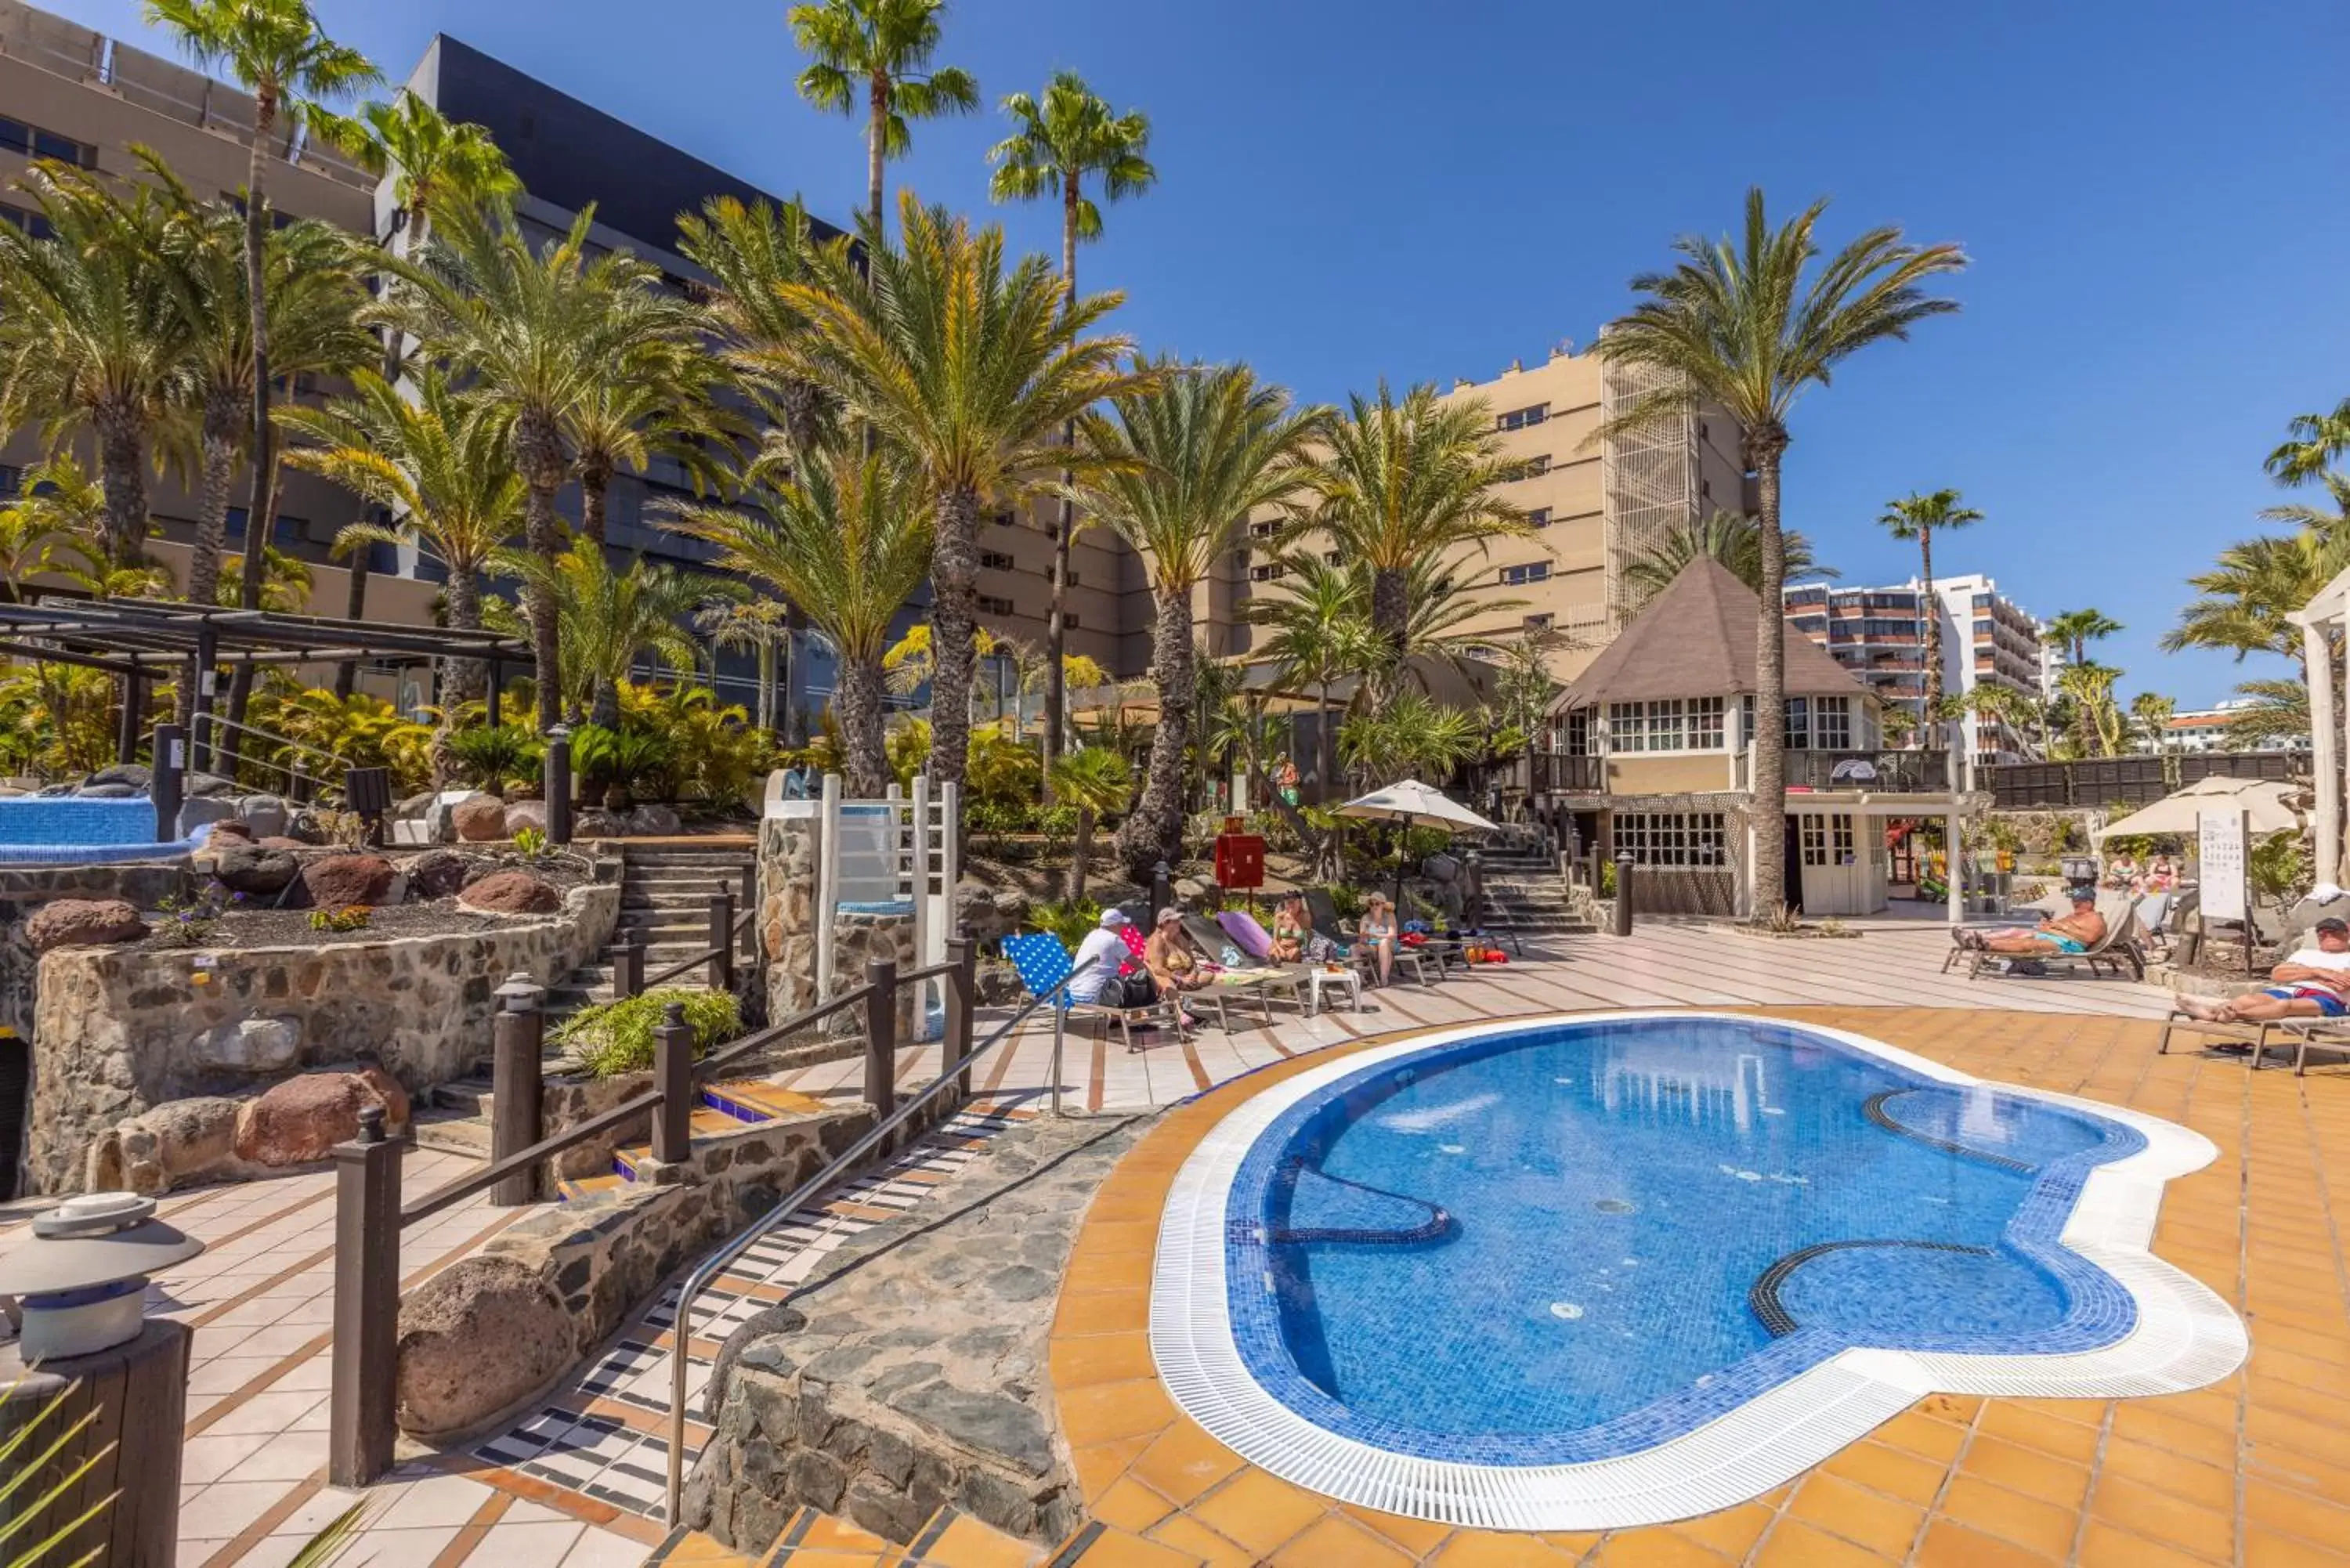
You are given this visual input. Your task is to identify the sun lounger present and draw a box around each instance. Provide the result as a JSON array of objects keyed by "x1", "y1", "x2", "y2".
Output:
[
  {"x1": 1956, "y1": 905, "x2": 2146, "y2": 982},
  {"x1": 1183, "y1": 914, "x2": 1307, "y2": 1013},
  {"x1": 1295, "y1": 891, "x2": 1437, "y2": 986},
  {"x1": 1001, "y1": 931, "x2": 1206, "y2": 1053},
  {"x1": 2157, "y1": 1009, "x2": 2279, "y2": 1066}
]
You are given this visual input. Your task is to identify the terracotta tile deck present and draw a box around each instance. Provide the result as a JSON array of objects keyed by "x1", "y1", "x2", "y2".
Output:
[{"x1": 1051, "y1": 1006, "x2": 2350, "y2": 1567}]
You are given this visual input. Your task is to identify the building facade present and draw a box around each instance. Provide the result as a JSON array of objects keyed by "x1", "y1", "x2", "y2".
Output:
[
  {"x1": 2153, "y1": 700, "x2": 2311, "y2": 754},
  {"x1": 1784, "y1": 573, "x2": 2048, "y2": 766}
]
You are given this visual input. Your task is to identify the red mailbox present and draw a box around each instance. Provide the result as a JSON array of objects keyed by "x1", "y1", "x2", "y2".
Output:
[{"x1": 1213, "y1": 818, "x2": 1266, "y2": 890}]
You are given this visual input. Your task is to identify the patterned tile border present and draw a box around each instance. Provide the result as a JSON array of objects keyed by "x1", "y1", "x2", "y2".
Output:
[{"x1": 1146, "y1": 1010, "x2": 2248, "y2": 1530}]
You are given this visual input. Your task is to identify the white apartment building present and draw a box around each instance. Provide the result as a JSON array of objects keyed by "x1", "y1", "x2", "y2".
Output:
[{"x1": 2152, "y1": 699, "x2": 2311, "y2": 754}]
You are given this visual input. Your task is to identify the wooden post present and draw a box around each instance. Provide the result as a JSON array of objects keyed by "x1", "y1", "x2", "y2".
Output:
[
  {"x1": 612, "y1": 930, "x2": 642, "y2": 1000},
  {"x1": 707, "y1": 890, "x2": 734, "y2": 992},
  {"x1": 0, "y1": 1321, "x2": 190, "y2": 1563},
  {"x1": 544, "y1": 727, "x2": 572, "y2": 846},
  {"x1": 190, "y1": 626, "x2": 217, "y2": 773},
  {"x1": 115, "y1": 667, "x2": 142, "y2": 765},
  {"x1": 651, "y1": 1002, "x2": 692, "y2": 1165},
  {"x1": 490, "y1": 979, "x2": 544, "y2": 1205},
  {"x1": 862, "y1": 956, "x2": 898, "y2": 1125},
  {"x1": 942, "y1": 935, "x2": 974, "y2": 1103},
  {"x1": 328, "y1": 1107, "x2": 401, "y2": 1487},
  {"x1": 151, "y1": 723, "x2": 185, "y2": 843},
  {"x1": 1613, "y1": 851, "x2": 1635, "y2": 936}
]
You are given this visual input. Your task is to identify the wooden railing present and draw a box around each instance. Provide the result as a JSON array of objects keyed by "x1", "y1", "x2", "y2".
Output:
[
  {"x1": 327, "y1": 938, "x2": 977, "y2": 1487},
  {"x1": 1987, "y1": 750, "x2": 2299, "y2": 810}
]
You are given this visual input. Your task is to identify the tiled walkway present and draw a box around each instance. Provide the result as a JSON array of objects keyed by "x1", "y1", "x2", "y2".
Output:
[{"x1": 1050, "y1": 1006, "x2": 2350, "y2": 1567}]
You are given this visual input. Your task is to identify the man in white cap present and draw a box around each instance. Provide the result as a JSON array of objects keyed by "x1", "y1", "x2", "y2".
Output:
[{"x1": 1069, "y1": 908, "x2": 1137, "y2": 1006}]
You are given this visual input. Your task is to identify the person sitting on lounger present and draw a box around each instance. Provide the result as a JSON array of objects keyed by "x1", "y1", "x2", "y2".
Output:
[
  {"x1": 1271, "y1": 891, "x2": 1336, "y2": 964},
  {"x1": 2175, "y1": 916, "x2": 2350, "y2": 1023},
  {"x1": 1359, "y1": 892, "x2": 1401, "y2": 985},
  {"x1": 1145, "y1": 908, "x2": 1213, "y2": 1005},
  {"x1": 1957, "y1": 886, "x2": 2108, "y2": 961}
]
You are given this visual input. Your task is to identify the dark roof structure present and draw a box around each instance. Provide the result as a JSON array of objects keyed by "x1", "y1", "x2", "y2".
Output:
[
  {"x1": 0, "y1": 598, "x2": 533, "y2": 678},
  {"x1": 1553, "y1": 558, "x2": 1864, "y2": 711}
]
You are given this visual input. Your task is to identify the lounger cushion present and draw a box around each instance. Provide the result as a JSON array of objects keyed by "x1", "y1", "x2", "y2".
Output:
[{"x1": 1217, "y1": 909, "x2": 1276, "y2": 959}]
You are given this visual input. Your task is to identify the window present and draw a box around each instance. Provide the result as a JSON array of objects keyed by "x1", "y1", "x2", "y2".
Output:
[
  {"x1": 1785, "y1": 697, "x2": 1808, "y2": 750},
  {"x1": 0, "y1": 201, "x2": 51, "y2": 240},
  {"x1": 1525, "y1": 508, "x2": 1552, "y2": 528},
  {"x1": 1689, "y1": 695, "x2": 1725, "y2": 750},
  {"x1": 0, "y1": 464, "x2": 19, "y2": 497},
  {"x1": 1067, "y1": 569, "x2": 1080, "y2": 587},
  {"x1": 1249, "y1": 563, "x2": 1285, "y2": 582},
  {"x1": 1614, "y1": 811, "x2": 1728, "y2": 868},
  {"x1": 1249, "y1": 519, "x2": 1280, "y2": 539},
  {"x1": 1513, "y1": 453, "x2": 1552, "y2": 480},
  {"x1": 1500, "y1": 562, "x2": 1550, "y2": 586},
  {"x1": 1064, "y1": 612, "x2": 1081, "y2": 630},
  {"x1": 1798, "y1": 813, "x2": 1855, "y2": 869},
  {"x1": 990, "y1": 508, "x2": 1018, "y2": 528},
  {"x1": 978, "y1": 549, "x2": 1017, "y2": 571},
  {"x1": 1606, "y1": 696, "x2": 1723, "y2": 753},
  {"x1": 1497, "y1": 403, "x2": 1549, "y2": 432},
  {"x1": 976, "y1": 594, "x2": 1014, "y2": 616},
  {"x1": 0, "y1": 117, "x2": 95, "y2": 168},
  {"x1": 1814, "y1": 695, "x2": 1853, "y2": 750},
  {"x1": 1563, "y1": 710, "x2": 1591, "y2": 756},
  {"x1": 1523, "y1": 612, "x2": 1553, "y2": 632}
]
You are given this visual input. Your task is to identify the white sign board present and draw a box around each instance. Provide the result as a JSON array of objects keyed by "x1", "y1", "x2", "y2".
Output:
[{"x1": 2197, "y1": 807, "x2": 2248, "y2": 923}]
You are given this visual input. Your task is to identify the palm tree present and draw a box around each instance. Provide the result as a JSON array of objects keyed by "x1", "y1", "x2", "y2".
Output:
[
  {"x1": 2162, "y1": 533, "x2": 2341, "y2": 674},
  {"x1": 143, "y1": 0, "x2": 378, "y2": 613},
  {"x1": 663, "y1": 446, "x2": 931, "y2": 796},
  {"x1": 676, "y1": 196, "x2": 833, "y2": 461},
  {"x1": 565, "y1": 293, "x2": 724, "y2": 549},
  {"x1": 490, "y1": 545, "x2": 707, "y2": 727},
  {"x1": 1285, "y1": 381, "x2": 1528, "y2": 680},
  {"x1": 0, "y1": 454, "x2": 105, "y2": 599},
  {"x1": 1620, "y1": 510, "x2": 1835, "y2": 609},
  {"x1": 280, "y1": 369, "x2": 523, "y2": 705},
  {"x1": 1063, "y1": 360, "x2": 1319, "y2": 880},
  {"x1": 696, "y1": 599, "x2": 790, "y2": 736},
  {"x1": 1874, "y1": 488, "x2": 1983, "y2": 717},
  {"x1": 786, "y1": 0, "x2": 978, "y2": 234},
  {"x1": 1242, "y1": 554, "x2": 1375, "y2": 800},
  {"x1": 772, "y1": 194, "x2": 1144, "y2": 791},
  {"x1": 2130, "y1": 692, "x2": 2177, "y2": 753},
  {"x1": 144, "y1": 154, "x2": 374, "y2": 609},
  {"x1": 2042, "y1": 608, "x2": 2123, "y2": 756},
  {"x1": 216, "y1": 544, "x2": 310, "y2": 610},
  {"x1": 1047, "y1": 743, "x2": 1128, "y2": 901},
  {"x1": 2222, "y1": 678, "x2": 2308, "y2": 749},
  {"x1": 377, "y1": 204, "x2": 666, "y2": 729},
  {"x1": 2056, "y1": 663, "x2": 2124, "y2": 758},
  {"x1": 0, "y1": 164, "x2": 187, "y2": 569},
  {"x1": 1339, "y1": 688, "x2": 1480, "y2": 789},
  {"x1": 1593, "y1": 188, "x2": 1965, "y2": 917},
  {"x1": 2265, "y1": 399, "x2": 2350, "y2": 487},
  {"x1": 989, "y1": 69, "x2": 1157, "y2": 786}
]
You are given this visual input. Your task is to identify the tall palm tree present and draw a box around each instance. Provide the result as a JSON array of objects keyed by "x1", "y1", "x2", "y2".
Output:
[
  {"x1": 490, "y1": 545, "x2": 708, "y2": 727},
  {"x1": 143, "y1": 0, "x2": 377, "y2": 612},
  {"x1": 696, "y1": 600, "x2": 790, "y2": 736},
  {"x1": 2265, "y1": 399, "x2": 2350, "y2": 488},
  {"x1": 989, "y1": 69, "x2": 1157, "y2": 786},
  {"x1": 1245, "y1": 555, "x2": 1379, "y2": 799},
  {"x1": 1620, "y1": 510, "x2": 1835, "y2": 609},
  {"x1": 676, "y1": 196, "x2": 833, "y2": 461},
  {"x1": 566, "y1": 325, "x2": 728, "y2": 549},
  {"x1": 1285, "y1": 381, "x2": 1528, "y2": 681},
  {"x1": 786, "y1": 0, "x2": 977, "y2": 234},
  {"x1": 2042, "y1": 607, "x2": 2122, "y2": 757},
  {"x1": 1593, "y1": 188, "x2": 1965, "y2": 917},
  {"x1": 280, "y1": 369, "x2": 524, "y2": 706},
  {"x1": 1047, "y1": 743, "x2": 1127, "y2": 901},
  {"x1": 663, "y1": 446, "x2": 931, "y2": 796},
  {"x1": 2130, "y1": 692, "x2": 2177, "y2": 753},
  {"x1": 144, "y1": 153, "x2": 374, "y2": 609},
  {"x1": 377, "y1": 204, "x2": 666, "y2": 729},
  {"x1": 0, "y1": 164, "x2": 187, "y2": 569},
  {"x1": 1063, "y1": 360, "x2": 1320, "y2": 880},
  {"x1": 1874, "y1": 488, "x2": 1983, "y2": 716},
  {"x1": 772, "y1": 193, "x2": 1143, "y2": 790}
]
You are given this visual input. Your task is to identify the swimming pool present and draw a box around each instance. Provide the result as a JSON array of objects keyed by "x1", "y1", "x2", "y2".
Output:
[
  {"x1": 1151, "y1": 1013, "x2": 2247, "y2": 1530},
  {"x1": 0, "y1": 797, "x2": 197, "y2": 864}
]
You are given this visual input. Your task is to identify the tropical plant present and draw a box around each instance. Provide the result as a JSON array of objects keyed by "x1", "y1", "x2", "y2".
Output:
[
  {"x1": 1244, "y1": 555, "x2": 1376, "y2": 798},
  {"x1": 566, "y1": 722, "x2": 676, "y2": 807},
  {"x1": 609, "y1": 681, "x2": 773, "y2": 804},
  {"x1": 772, "y1": 193, "x2": 1143, "y2": 792},
  {"x1": 989, "y1": 68, "x2": 1158, "y2": 783},
  {"x1": 787, "y1": 0, "x2": 978, "y2": 233},
  {"x1": 563, "y1": 291, "x2": 723, "y2": 549},
  {"x1": 666, "y1": 446, "x2": 931, "y2": 796},
  {"x1": 250, "y1": 687, "x2": 434, "y2": 792},
  {"x1": 0, "y1": 163, "x2": 186, "y2": 569},
  {"x1": 1064, "y1": 360, "x2": 1320, "y2": 880},
  {"x1": 375, "y1": 204, "x2": 671, "y2": 729},
  {"x1": 0, "y1": 454, "x2": 103, "y2": 598},
  {"x1": 1593, "y1": 187, "x2": 1966, "y2": 917},
  {"x1": 966, "y1": 728, "x2": 1043, "y2": 807},
  {"x1": 283, "y1": 368, "x2": 524, "y2": 706},
  {"x1": 2042, "y1": 608, "x2": 2123, "y2": 756},
  {"x1": 1283, "y1": 381, "x2": 1527, "y2": 682},
  {"x1": 1874, "y1": 488, "x2": 1983, "y2": 719},
  {"x1": 1338, "y1": 689, "x2": 1480, "y2": 789},
  {"x1": 696, "y1": 598, "x2": 791, "y2": 736},
  {"x1": 487, "y1": 545, "x2": 709, "y2": 728},
  {"x1": 2164, "y1": 526, "x2": 2346, "y2": 681},
  {"x1": 316, "y1": 88, "x2": 519, "y2": 256},
  {"x1": 1025, "y1": 895, "x2": 1102, "y2": 951},
  {"x1": 2265, "y1": 398, "x2": 2350, "y2": 488},
  {"x1": 446, "y1": 723, "x2": 541, "y2": 792},
  {"x1": 216, "y1": 544, "x2": 312, "y2": 612},
  {"x1": 551, "y1": 986, "x2": 743, "y2": 1078},
  {"x1": 144, "y1": 0, "x2": 378, "y2": 609},
  {"x1": 2222, "y1": 678, "x2": 2308, "y2": 748},
  {"x1": 1047, "y1": 744, "x2": 1128, "y2": 900},
  {"x1": 0, "y1": 659, "x2": 117, "y2": 779},
  {"x1": 2251, "y1": 829, "x2": 2310, "y2": 904},
  {"x1": 1619, "y1": 509, "x2": 1835, "y2": 609},
  {"x1": 309, "y1": 905, "x2": 371, "y2": 933},
  {"x1": 2055, "y1": 663, "x2": 2124, "y2": 758},
  {"x1": 676, "y1": 195, "x2": 833, "y2": 461},
  {"x1": 2130, "y1": 692, "x2": 2177, "y2": 753}
]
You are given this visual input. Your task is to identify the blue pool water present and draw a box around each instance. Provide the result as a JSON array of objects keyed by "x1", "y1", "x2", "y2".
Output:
[
  {"x1": 0, "y1": 797, "x2": 192, "y2": 863},
  {"x1": 1224, "y1": 1017, "x2": 2145, "y2": 1465}
]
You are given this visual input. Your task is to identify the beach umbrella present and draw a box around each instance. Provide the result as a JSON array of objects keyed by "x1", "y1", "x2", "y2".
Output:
[
  {"x1": 2096, "y1": 776, "x2": 2301, "y2": 840},
  {"x1": 1336, "y1": 780, "x2": 1502, "y2": 909}
]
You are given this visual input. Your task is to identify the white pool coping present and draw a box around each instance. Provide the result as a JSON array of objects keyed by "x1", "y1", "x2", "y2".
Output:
[{"x1": 1147, "y1": 1010, "x2": 2248, "y2": 1531}]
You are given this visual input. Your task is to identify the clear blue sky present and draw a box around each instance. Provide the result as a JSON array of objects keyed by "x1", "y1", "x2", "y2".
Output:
[{"x1": 44, "y1": 0, "x2": 2350, "y2": 707}]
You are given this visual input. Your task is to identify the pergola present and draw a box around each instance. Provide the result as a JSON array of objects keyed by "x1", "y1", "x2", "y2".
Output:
[
  {"x1": 2290, "y1": 572, "x2": 2348, "y2": 882},
  {"x1": 0, "y1": 597, "x2": 537, "y2": 763}
]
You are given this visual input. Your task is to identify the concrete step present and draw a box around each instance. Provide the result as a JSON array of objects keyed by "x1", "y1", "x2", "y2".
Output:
[{"x1": 411, "y1": 1107, "x2": 492, "y2": 1158}]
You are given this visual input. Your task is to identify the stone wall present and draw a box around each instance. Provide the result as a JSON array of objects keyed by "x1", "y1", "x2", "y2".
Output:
[
  {"x1": 685, "y1": 1115, "x2": 1144, "y2": 1550},
  {"x1": 394, "y1": 1101, "x2": 872, "y2": 1440},
  {"x1": 757, "y1": 815, "x2": 917, "y2": 1045},
  {"x1": 24, "y1": 883, "x2": 618, "y2": 1194},
  {"x1": 0, "y1": 863, "x2": 189, "y2": 1041}
]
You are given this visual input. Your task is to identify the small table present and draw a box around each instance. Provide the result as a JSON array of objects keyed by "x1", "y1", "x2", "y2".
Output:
[{"x1": 1306, "y1": 966, "x2": 1363, "y2": 1017}]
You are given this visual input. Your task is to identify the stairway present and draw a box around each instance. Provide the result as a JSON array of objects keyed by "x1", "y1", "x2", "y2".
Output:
[
  {"x1": 412, "y1": 837, "x2": 759, "y2": 1160},
  {"x1": 1475, "y1": 838, "x2": 1597, "y2": 944},
  {"x1": 645, "y1": 1501, "x2": 1199, "y2": 1566}
]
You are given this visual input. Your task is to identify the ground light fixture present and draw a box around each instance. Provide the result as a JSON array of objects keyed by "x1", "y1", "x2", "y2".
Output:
[{"x1": 0, "y1": 1190, "x2": 204, "y2": 1360}]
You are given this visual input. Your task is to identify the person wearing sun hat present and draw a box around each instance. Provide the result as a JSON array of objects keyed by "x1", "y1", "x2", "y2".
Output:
[{"x1": 1145, "y1": 907, "x2": 1212, "y2": 1029}]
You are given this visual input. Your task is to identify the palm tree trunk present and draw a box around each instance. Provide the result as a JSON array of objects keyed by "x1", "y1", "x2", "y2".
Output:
[
  {"x1": 580, "y1": 468, "x2": 609, "y2": 550},
  {"x1": 1119, "y1": 583, "x2": 1192, "y2": 883},
  {"x1": 1043, "y1": 181, "x2": 1081, "y2": 804},
  {"x1": 1317, "y1": 678, "x2": 1338, "y2": 806},
  {"x1": 866, "y1": 71, "x2": 888, "y2": 236},
  {"x1": 757, "y1": 638, "x2": 776, "y2": 734},
  {"x1": 927, "y1": 485, "x2": 980, "y2": 791},
  {"x1": 187, "y1": 410, "x2": 237, "y2": 606},
  {"x1": 443, "y1": 569, "x2": 487, "y2": 708},
  {"x1": 519, "y1": 421, "x2": 566, "y2": 732},
  {"x1": 1369, "y1": 565, "x2": 1409, "y2": 689},
  {"x1": 94, "y1": 407, "x2": 148, "y2": 572},
  {"x1": 1065, "y1": 807, "x2": 1092, "y2": 901},
  {"x1": 1918, "y1": 523, "x2": 1939, "y2": 728},
  {"x1": 834, "y1": 645, "x2": 887, "y2": 797},
  {"x1": 333, "y1": 543, "x2": 368, "y2": 699},
  {"x1": 1748, "y1": 439, "x2": 1789, "y2": 919}
]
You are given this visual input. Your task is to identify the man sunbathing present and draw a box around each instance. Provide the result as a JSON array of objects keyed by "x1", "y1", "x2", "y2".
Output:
[
  {"x1": 2175, "y1": 916, "x2": 2350, "y2": 1023},
  {"x1": 1955, "y1": 886, "x2": 2107, "y2": 962}
]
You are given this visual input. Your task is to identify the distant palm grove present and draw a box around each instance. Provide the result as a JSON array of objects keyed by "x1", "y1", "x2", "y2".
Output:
[{"x1": 0, "y1": 0, "x2": 2314, "y2": 911}]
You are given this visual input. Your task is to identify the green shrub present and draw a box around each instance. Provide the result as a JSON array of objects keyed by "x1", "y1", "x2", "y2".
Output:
[
  {"x1": 550, "y1": 988, "x2": 744, "y2": 1078},
  {"x1": 1321, "y1": 883, "x2": 1365, "y2": 921},
  {"x1": 1036, "y1": 804, "x2": 1080, "y2": 839},
  {"x1": 1027, "y1": 898, "x2": 1102, "y2": 950},
  {"x1": 447, "y1": 724, "x2": 543, "y2": 792},
  {"x1": 512, "y1": 825, "x2": 550, "y2": 861}
]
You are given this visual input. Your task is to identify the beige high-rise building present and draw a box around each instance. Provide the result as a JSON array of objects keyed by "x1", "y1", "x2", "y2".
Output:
[{"x1": 1229, "y1": 343, "x2": 1752, "y2": 682}]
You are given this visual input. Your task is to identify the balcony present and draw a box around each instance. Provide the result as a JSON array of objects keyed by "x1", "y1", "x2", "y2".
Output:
[
  {"x1": 1528, "y1": 752, "x2": 1606, "y2": 793},
  {"x1": 1735, "y1": 749, "x2": 1954, "y2": 793}
]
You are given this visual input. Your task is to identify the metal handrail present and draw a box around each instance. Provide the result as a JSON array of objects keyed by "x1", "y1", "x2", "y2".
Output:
[{"x1": 663, "y1": 955, "x2": 1102, "y2": 1522}]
